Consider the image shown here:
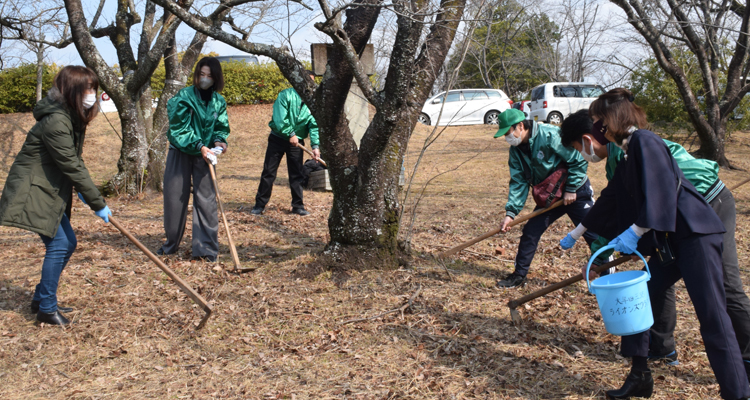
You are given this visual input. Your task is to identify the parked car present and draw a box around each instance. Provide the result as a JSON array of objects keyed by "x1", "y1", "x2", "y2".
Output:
[
  {"x1": 418, "y1": 89, "x2": 513, "y2": 126},
  {"x1": 215, "y1": 55, "x2": 259, "y2": 64},
  {"x1": 511, "y1": 100, "x2": 531, "y2": 118},
  {"x1": 528, "y1": 82, "x2": 605, "y2": 125}
]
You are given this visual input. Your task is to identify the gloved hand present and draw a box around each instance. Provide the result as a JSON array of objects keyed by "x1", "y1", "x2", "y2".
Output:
[
  {"x1": 610, "y1": 227, "x2": 641, "y2": 254},
  {"x1": 95, "y1": 206, "x2": 111, "y2": 223},
  {"x1": 560, "y1": 233, "x2": 577, "y2": 250},
  {"x1": 210, "y1": 146, "x2": 224, "y2": 156},
  {"x1": 206, "y1": 152, "x2": 218, "y2": 166},
  {"x1": 77, "y1": 192, "x2": 87, "y2": 205}
]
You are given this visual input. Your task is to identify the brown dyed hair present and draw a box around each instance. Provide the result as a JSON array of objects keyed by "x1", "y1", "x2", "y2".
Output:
[
  {"x1": 589, "y1": 88, "x2": 648, "y2": 144},
  {"x1": 192, "y1": 57, "x2": 224, "y2": 92},
  {"x1": 54, "y1": 66, "x2": 100, "y2": 125}
]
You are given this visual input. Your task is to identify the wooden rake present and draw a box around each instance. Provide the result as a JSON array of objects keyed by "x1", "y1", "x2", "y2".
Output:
[
  {"x1": 207, "y1": 163, "x2": 254, "y2": 274},
  {"x1": 507, "y1": 255, "x2": 630, "y2": 323},
  {"x1": 437, "y1": 200, "x2": 563, "y2": 259},
  {"x1": 109, "y1": 216, "x2": 213, "y2": 330},
  {"x1": 294, "y1": 143, "x2": 327, "y2": 167}
]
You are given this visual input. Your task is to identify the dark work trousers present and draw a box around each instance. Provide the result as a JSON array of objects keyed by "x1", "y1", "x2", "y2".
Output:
[
  {"x1": 254, "y1": 133, "x2": 305, "y2": 209},
  {"x1": 160, "y1": 148, "x2": 219, "y2": 258},
  {"x1": 649, "y1": 187, "x2": 750, "y2": 366},
  {"x1": 621, "y1": 232, "x2": 750, "y2": 400},
  {"x1": 513, "y1": 179, "x2": 599, "y2": 277}
]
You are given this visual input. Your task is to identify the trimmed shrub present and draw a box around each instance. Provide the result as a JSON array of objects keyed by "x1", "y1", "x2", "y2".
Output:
[{"x1": 0, "y1": 63, "x2": 59, "y2": 113}]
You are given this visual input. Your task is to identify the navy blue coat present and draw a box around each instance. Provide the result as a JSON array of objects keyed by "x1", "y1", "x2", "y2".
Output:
[{"x1": 582, "y1": 129, "x2": 724, "y2": 255}]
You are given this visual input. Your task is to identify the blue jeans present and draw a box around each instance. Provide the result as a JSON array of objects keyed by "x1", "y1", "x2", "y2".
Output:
[{"x1": 33, "y1": 214, "x2": 77, "y2": 313}]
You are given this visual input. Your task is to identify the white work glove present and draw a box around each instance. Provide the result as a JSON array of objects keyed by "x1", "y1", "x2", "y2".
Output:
[
  {"x1": 210, "y1": 146, "x2": 224, "y2": 156},
  {"x1": 206, "y1": 152, "x2": 218, "y2": 166}
]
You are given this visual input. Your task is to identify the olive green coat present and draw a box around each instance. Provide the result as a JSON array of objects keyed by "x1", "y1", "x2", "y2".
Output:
[{"x1": 0, "y1": 88, "x2": 106, "y2": 237}]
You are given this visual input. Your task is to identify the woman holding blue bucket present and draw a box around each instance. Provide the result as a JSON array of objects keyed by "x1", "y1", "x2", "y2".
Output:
[{"x1": 576, "y1": 88, "x2": 749, "y2": 400}]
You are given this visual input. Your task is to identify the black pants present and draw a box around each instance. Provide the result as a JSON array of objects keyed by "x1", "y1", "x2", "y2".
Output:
[
  {"x1": 621, "y1": 232, "x2": 749, "y2": 400},
  {"x1": 513, "y1": 179, "x2": 599, "y2": 277},
  {"x1": 254, "y1": 133, "x2": 305, "y2": 209},
  {"x1": 649, "y1": 187, "x2": 750, "y2": 363}
]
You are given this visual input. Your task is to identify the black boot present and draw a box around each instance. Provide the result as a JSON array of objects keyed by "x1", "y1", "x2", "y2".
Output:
[
  {"x1": 606, "y1": 369, "x2": 653, "y2": 399},
  {"x1": 30, "y1": 300, "x2": 73, "y2": 314},
  {"x1": 36, "y1": 311, "x2": 71, "y2": 326}
]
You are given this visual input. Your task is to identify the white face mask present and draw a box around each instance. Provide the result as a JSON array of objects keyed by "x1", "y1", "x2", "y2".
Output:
[
  {"x1": 82, "y1": 93, "x2": 97, "y2": 109},
  {"x1": 505, "y1": 128, "x2": 522, "y2": 147},
  {"x1": 198, "y1": 77, "x2": 214, "y2": 90},
  {"x1": 581, "y1": 137, "x2": 602, "y2": 163}
]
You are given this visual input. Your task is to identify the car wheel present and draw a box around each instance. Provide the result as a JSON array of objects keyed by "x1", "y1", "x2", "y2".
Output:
[
  {"x1": 484, "y1": 110, "x2": 500, "y2": 125},
  {"x1": 547, "y1": 112, "x2": 563, "y2": 125},
  {"x1": 418, "y1": 113, "x2": 431, "y2": 125}
]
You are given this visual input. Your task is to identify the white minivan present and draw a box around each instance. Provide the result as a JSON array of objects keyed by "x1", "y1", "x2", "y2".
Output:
[
  {"x1": 418, "y1": 89, "x2": 513, "y2": 126},
  {"x1": 528, "y1": 83, "x2": 605, "y2": 125}
]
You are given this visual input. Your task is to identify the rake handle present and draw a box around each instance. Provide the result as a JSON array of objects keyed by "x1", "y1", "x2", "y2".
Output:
[
  {"x1": 109, "y1": 216, "x2": 213, "y2": 329},
  {"x1": 438, "y1": 200, "x2": 563, "y2": 258},
  {"x1": 208, "y1": 163, "x2": 242, "y2": 271},
  {"x1": 294, "y1": 143, "x2": 327, "y2": 167},
  {"x1": 507, "y1": 255, "x2": 631, "y2": 310}
]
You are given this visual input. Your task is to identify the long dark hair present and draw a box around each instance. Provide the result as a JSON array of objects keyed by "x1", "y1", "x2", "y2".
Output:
[
  {"x1": 589, "y1": 88, "x2": 648, "y2": 144},
  {"x1": 54, "y1": 66, "x2": 100, "y2": 125},
  {"x1": 192, "y1": 57, "x2": 225, "y2": 92}
]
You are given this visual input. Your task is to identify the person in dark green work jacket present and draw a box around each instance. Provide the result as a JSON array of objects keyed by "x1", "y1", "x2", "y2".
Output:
[
  {"x1": 250, "y1": 71, "x2": 319, "y2": 216},
  {"x1": 158, "y1": 57, "x2": 230, "y2": 262},
  {"x1": 494, "y1": 108, "x2": 600, "y2": 288},
  {"x1": 0, "y1": 66, "x2": 111, "y2": 325},
  {"x1": 559, "y1": 108, "x2": 750, "y2": 378}
]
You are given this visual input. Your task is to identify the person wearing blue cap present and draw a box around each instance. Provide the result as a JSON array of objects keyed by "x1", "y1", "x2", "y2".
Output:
[{"x1": 494, "y1": 108, "x2": 601, "y2": 288}]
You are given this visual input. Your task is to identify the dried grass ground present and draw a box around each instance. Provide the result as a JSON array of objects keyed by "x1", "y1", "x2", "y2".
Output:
[{"x1": 2, "y1": 106, "x2": 750, "y2": 399}]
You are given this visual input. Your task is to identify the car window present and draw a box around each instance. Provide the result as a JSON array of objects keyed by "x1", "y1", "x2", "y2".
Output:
[
  {"x1": 433, "y1": 94, "x2": 445, "y2": 103},
  {"x1": 555, "y1": 86, "x2": 577, "y2": 97},
  {"x1": 445, "y1": 92, "x2": 462, "y2": 102},
  {"x1": 531, "y1": 86, "x2": 545, "y2": 101},
  {"x1": 580, "y1": 86, "x2": 605, "y2": 98},
  {"x1": 464, "y1": 91, "x2": 489, "y2": 101},
  {"x1": 483, "y1": 90, "x2": 500, "y2": 99}
]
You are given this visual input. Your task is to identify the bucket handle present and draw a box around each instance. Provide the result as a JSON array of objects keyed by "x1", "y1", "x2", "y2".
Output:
[{"x1": 586, "y1": 244, "x2": 650, "y2": 294}]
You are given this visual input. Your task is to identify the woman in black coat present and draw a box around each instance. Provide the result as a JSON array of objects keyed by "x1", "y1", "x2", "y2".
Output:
[{"x1": 581, "y1": 88, "x2": 749, "y2": 400}]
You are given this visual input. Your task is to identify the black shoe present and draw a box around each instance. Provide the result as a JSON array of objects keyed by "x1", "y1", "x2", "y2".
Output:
[
  {"x1": 37, "y1": 311, "x2": 71, "y2": 326},
  {"x1": 291, "y1": 207, "x2": 310, "y2": 216},
  {"x1": 606, "y1": 370, "x2": 654, "y2": 399},
  {"x1": 648, "y1": 350, "x2": 679, "y2": 366},
  {"x1": 156, "y1": 248, "x2": 165, "y2": 256},
  {"x1": 496, "y1": 273, "x2": 527, "y2": 288},
  {"x1": 30, "y1": 300, "x2": 73, "y2": 314},
  {"x1": 193, "y1": 255, "x2": 217, "y2": 262},
  {"x1": 250, "y1": 206, "x2": 264, "y2": 215}
]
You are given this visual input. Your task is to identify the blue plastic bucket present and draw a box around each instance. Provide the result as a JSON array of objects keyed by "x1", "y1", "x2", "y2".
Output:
[{"x1": 586, "y1": 245, "x2": 653, "y2": 336}]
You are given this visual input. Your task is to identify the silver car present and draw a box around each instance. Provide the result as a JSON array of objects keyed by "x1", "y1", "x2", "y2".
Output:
[{"x1": 418, "y1": 89, "x2": 513, "y2": 126}]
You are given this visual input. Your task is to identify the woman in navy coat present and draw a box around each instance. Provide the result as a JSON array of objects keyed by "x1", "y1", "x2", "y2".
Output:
[{"x1": 581, "y1": 88, "x2": 749, "y2": 400}]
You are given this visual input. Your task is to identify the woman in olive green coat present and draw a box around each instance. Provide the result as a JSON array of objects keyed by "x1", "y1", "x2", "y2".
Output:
[{"x1": 0, "y1": 66, "x2": 111, "y2": 325}]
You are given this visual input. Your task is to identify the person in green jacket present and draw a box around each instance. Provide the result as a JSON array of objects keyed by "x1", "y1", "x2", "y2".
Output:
[
  {"x1": 158, "y1": 57, "x2": 230, "y2": 261},
  {"x1": 250, "y1": 72, "x2": 319, "y2": 216},
  {"x1": 0, "y1": 66, "x2": 111, "y2": 326},
  {"x1": 559, "y1": 108, "x2": 750, "y2": 375},
  {"x1": 494, "y1": 109, "x2": 600, "y2": 288}
]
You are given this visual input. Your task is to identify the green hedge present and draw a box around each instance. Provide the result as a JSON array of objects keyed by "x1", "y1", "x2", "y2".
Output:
[
  {"x1": 1, "y1": 59, "x2": 307, "y2": 113},
  {"x1": 0, "y1": 63, "x2": 59, "y2": 113},
  {"x1": 150, "y1": 55, "x2": 295, "y2": 105}
]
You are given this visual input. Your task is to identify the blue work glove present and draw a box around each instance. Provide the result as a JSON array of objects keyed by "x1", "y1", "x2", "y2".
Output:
[
  {"x1": 94, "y1": 206, "x2": 111, "y2": 223},
  {"x1": 559, "y1": 233, "x2": 577, "y2": 250},
  {"x1": 610, "y1": 227, "x2": 641, "y2": 254},
  {"x1": 77, "y1": 192, "x2": 87, "y2": 205}
]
